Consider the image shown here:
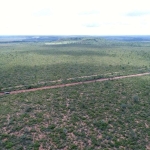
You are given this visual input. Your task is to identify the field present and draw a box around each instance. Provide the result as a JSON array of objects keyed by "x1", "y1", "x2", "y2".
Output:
[{"x1": 0, "y1": 36, "x2": 150, "y2": 149}]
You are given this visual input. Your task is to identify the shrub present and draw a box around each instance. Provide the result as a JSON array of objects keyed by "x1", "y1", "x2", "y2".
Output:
[
  {"x1": 33, "y1": 141, "x2": 40, "y2": 150},
  {"x1": 121, "y1": 103, "x2": 127, "y2": 109},
  {"x1": 133, "y1": 95, "x2": 139, "y2": 103}
]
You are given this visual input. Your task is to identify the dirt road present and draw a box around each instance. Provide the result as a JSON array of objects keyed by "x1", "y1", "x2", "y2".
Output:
[{"x1": 0, "y1": 72, "x2": 149, "y2": 96}]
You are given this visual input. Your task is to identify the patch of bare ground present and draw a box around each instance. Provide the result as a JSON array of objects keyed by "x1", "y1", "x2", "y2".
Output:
[
  {"x1": 146, "y1": 143, "x2": 150, "y2": 150},
  {"x1": 7, "y1": 114, "x2": 10, "y2": 125},
  {"x1": 145, "y1": 123, "x2": 149, "y2": 128}
]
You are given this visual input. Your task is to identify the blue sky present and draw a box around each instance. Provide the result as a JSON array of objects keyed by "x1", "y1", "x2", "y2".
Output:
[{"x1": 0, "y1": 0, "x2": 150, "y2": 35}]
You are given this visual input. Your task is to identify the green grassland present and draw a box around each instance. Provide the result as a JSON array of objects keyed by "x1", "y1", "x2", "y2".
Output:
[
  {"x1": 0, "y1": 76, "x2": 150, "y2": 149},
  {"x1": 0, "y1": 38, "x2": 150, "y2": 91}
]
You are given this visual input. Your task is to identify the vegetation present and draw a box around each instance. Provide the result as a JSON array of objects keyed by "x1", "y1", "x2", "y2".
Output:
[
  {"x1": 0, "y1": 36, "x2": 150, "y2": 149},
  {"x1": 0, "y1": 37, "x2": 150, "y2": 92},
  {"x1": 0, "y1": 76, "x2": 150, "y2": 149}
]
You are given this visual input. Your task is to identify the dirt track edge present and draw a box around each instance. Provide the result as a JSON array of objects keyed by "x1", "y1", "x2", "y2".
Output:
[{"x1": 0, "y1": 72, "x2": 150, "y2": 96}]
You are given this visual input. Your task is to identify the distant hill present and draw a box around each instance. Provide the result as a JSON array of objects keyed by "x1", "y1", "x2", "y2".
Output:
[
  {"x1": 0, "y1": 36, "x2": 61, "y2": 43},
  {"x1": 102, "y1": 35, "x2": 150, "y2": 42},
  {"x1": 0, "y1": 35, "x2": 150, "y2": 43}
]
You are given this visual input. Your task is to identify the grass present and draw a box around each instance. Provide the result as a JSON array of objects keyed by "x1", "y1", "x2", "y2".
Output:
[{"x1": 0, "y1": 75, "x2": 150, "y2": 149}]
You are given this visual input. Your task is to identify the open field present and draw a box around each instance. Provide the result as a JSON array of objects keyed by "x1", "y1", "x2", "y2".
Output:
[
  {"x1": 0, "y1": 76, "x2": 150, "y2": 149},
  {"x1": 0, "y1": 36, "x2": 150, "y2": 149}
]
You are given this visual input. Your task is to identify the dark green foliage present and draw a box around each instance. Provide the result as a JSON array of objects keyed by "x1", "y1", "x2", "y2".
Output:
[
  {"x1": 49, "y1": 124, "x2": 56, "y2": 130},
  {"x1": 33, "y1": 141, "x2": 40, "y2": 150},
  {"x1": 121, "y1": 103, "x2": 127, "y2": 110},
  {"x1": 24, "y1": 106, "x2": 32, "y2": 112},
  {"x1": 93, "y1": 120, "x2": 108, "y2": 130},
  {"x1": 133, "y1": 95, "x2": 139, "y2": 103},
  {"x1": 4, "y1": 141, "x2": 14, "y2": 149}
]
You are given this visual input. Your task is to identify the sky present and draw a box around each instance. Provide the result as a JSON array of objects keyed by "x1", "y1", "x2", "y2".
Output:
[{"x1": 0, "y1": 0, "x2": 150, "y2": 35}]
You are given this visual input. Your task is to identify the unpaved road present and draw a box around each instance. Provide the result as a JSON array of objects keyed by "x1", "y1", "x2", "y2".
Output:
[{"x1": 0, "y1": 72, "x2": 149, "y2": 96}]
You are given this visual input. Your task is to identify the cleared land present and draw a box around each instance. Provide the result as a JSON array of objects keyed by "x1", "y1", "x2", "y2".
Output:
[{"x1": 0, "y1": 36, "x2": 150, "y2": 149}]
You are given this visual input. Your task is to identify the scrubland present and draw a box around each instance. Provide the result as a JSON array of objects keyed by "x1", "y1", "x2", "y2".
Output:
[{"x1": 0, "y1": 37, "x2": 150, "y2": 149}]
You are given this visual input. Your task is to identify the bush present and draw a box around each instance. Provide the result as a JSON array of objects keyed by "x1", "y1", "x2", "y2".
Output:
[
  {"x1": 33, "y1": 141, "x2": 40, "y2": 150},
  {"x1": 121, "y1": 103, "x2": 127, "y2": 109},
  {"x1": 133, "y1": 95, "x2": 139, "y2": 103}
]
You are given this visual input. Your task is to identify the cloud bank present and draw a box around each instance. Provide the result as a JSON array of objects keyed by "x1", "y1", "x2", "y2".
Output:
[{"x1": 0, "y1": 0, "x2": 150, "y2": 35}]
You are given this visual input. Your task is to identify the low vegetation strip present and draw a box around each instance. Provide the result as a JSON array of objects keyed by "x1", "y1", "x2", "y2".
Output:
[
  {"x1": 0, "y1": 72, "x2": 149, "y2": 96},
  {"x1": 1, "y1": 68, "x2": 146, "y2": 92}
]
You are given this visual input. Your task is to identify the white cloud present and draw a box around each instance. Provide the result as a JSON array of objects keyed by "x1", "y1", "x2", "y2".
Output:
[{"x1": 0, "y1": 0, "x2": 150, "y2": 35}]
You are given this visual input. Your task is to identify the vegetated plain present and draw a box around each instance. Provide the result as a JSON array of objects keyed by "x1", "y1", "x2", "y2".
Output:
[
  {"x1": 0, "y1": 36, "x2": 150, "y2": 149},
  {"x1": 0, "y1": 76, "x2": 150, "y2": 149},
  {"x1": 0, "y1": 36, "x2": 150, "y2": 91}
]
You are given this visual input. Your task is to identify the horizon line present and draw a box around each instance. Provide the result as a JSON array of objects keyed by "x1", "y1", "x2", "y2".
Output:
[{"x1": 1, "y1": 35, "x2": 150, "y2": 37}]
